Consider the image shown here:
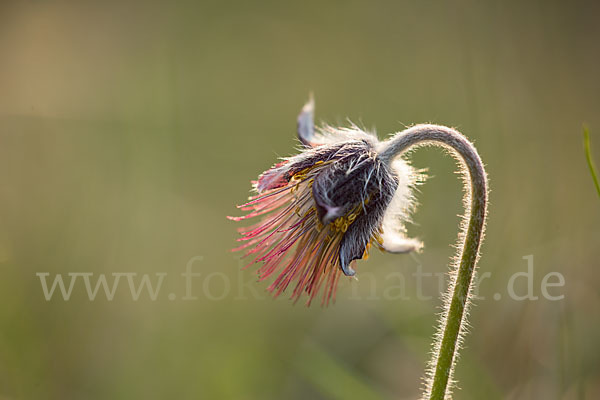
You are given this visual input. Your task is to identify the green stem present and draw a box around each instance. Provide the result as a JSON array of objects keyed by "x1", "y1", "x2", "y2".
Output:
[
  {"x1": 379, "y1": 125, "x2": 488, "y2": 400},
  {"x1": 583, "y1": 125, "x2": 600, "y2": 198}
]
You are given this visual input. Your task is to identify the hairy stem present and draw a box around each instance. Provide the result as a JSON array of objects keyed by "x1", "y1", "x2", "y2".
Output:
[{"x1": 379, "y1": 125, "x2": 488, "y2": 400}]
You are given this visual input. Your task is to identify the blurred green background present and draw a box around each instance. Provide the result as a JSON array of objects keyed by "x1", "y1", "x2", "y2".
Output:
[{"x1": 1, "y1": 0, "x2": 599, "y2": 399}]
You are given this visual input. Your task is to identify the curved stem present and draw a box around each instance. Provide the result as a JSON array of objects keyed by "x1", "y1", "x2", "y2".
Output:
[{"x1": 379, "y1": 125, "x2": 488, "y2": 400}]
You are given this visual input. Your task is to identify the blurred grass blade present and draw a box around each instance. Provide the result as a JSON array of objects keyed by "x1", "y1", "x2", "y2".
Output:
[
  {"x1": 294, "y1": 341, "x2": 386, "y2": 400},
  {"x1": 583, "y1": 125, "x2": 600, "y2": 198}
]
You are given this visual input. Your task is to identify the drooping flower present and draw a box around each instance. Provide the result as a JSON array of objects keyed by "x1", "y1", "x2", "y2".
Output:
[{"x1": 229, "y1": 98, "x2": 423, "y2": 306}]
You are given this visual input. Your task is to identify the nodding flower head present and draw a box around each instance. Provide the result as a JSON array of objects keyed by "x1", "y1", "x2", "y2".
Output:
[{"x1": 229, "y1": 98, "x2": 423, "y2": 306}]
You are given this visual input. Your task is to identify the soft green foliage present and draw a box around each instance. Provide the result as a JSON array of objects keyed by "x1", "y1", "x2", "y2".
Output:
[{"x1": 295, "y1": 342, "x2": 386, "y2": 400}]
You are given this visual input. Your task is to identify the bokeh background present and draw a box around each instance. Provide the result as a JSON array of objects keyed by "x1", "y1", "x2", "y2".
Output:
[{"x1": 1, "y1": 1, "x2": 599, "y2": 399}]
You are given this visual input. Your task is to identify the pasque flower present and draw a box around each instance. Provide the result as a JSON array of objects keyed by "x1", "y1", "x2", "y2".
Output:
[
  {"x1": 231, "y1": 97, "x2": 489, "y2": 400},
  {"x1": 229, "y1": 98, "x2": 422, "y2": 305}
]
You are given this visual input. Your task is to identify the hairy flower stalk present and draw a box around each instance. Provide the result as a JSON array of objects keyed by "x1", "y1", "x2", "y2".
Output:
[
  {"x1": 230, "y1": 98, "x2": 488, "y2": 399},
  {"x1": 379, "y1": 126, "x2": 488, "y2": 400}
]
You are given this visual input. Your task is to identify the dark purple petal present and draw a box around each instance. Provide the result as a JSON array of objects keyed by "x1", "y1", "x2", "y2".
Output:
[
  {"x1": 256, "y1": 161, "x2": 289, "y2": 192},
  {"x1": 338, "y1": 160, "x2": 398, "y2": 275},
  {"x1": 297, "y1": 97, "x2": 316, "y2": 147},
  {"x1": 312, "y1": 150, "x2": 376, "y2": 224},
  {"x1": 256, "y1": 141, "x2": 351, "y2": 193}
]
